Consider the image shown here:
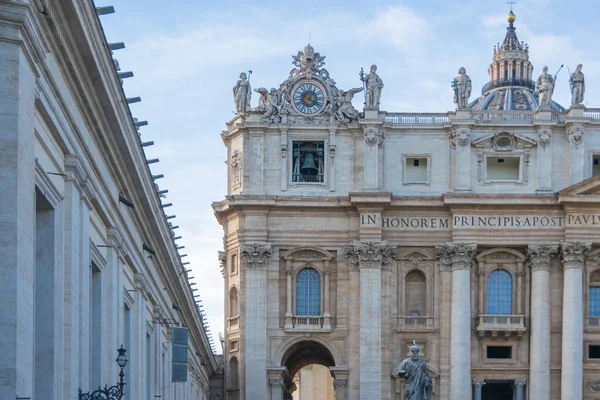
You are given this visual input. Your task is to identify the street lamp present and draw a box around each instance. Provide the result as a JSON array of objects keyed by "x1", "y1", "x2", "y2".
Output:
[{"x1": 78, "y1": 346, "x2": 129, "y2": 400}]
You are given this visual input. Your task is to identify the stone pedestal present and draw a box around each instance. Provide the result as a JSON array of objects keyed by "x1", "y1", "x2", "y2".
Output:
[
  {"x1": 527, "y1": 244, "x2": 558, "y2": 400},
  {"x1": 560, "y1": 242, "x2": 590, "y2": 400},
  {"x1": 241, "y1": 244, "x2": 272, "y2": 400},
  {"x1": 344, "y1": 242, "x2": 396, "y2": 400},
  {"x1": 446, "y1": 243, "x2": 476, "y2": 400}
]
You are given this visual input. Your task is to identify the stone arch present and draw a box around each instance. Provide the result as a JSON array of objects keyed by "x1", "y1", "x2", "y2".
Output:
[
  {"x1": 282, "y1": 246, "x2": 334, "y2": 261},
  {"x1": 273, "y1": 336, "x2": 344, "y2": 368},
  {"x1": 281, "y1": 339, "x2": 336, "y2": 379},
  {"x1": 405, "y1": 269, "x2": 427, "y2": 316},
  {"x1": 476, "y1": 247, "x2": 526, "y2": 261}
]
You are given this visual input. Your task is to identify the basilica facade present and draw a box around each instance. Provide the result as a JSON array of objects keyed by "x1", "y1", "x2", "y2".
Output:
[{"x1": 213, "y1": 11, "x2": 600, "y2": 400}]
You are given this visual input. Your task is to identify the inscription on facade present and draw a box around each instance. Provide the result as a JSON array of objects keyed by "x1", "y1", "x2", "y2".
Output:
[{"x1": 360, "y1": 214, "x2": 598, "y2": 229}]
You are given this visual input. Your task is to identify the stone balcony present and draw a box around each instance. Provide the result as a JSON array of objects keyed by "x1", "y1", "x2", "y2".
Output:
[
  {"x1": 396, "y1": 316, "x2": 436, "y2": 332},
  {"x1": 477, "y1": 315, "x2": 526, "y2": 338},
  {"x1": 585, "y1": 316, "x2": 600, "y2": 333},
  {"x1": 284, "y1": 316, "x2": 332, "y2": 333}
]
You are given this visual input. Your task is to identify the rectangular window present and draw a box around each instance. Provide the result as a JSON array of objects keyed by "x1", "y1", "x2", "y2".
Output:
[
  {"x1": 589, "y1": 345, "x2": 600, "y2": 359},
  {"x1": 410, "y1": 311, "x2": 420, "y2": 317},
  {"x1": 593, "y1": 155, "x2": 600, "y2": 177},
  {"x1": 487, "y1": 345, "x2": 512, "y2": 359},
  {"x1": 590, "y1": 287, "x2": 600, "y2": 316},
  {"x1": 292, "y1": 141, "x2": 325, "y2": 183},
  {"x1": 486, "y1": 156, "x2": 521, "y2": 181},
  {"x1": 230, "y1": 339, "x2": 239, "y2": 352},
  {"x1": 403, "y1": 156, "x2": 430, "y2": 184},
  {"x1": 231, "y1": 254, "x2": 237, "y2": 275}
]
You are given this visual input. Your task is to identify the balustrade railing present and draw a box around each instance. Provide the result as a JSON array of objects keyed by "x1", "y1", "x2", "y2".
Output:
[
  {"x1": 397, "y1": 316, "x2": 435, "y2": 329},
  {"x1": 384, "y1": 113, "x2": 450, "y2": 124},
  {"x1": 228, "y1": 316, "x2": 240, "y2": 330},
  {"x1": 584, "y1": 108, "x2": 600, "y2": 119},
  {"x1": 477, "y1": 315, "x2": 525, "y2": 331},
  {"x1": 293, "y1": 316, "x2": 324, "y2": 328},
  {"x1": 586, "y1": 316, "x2": 600, "y2": 326},
  {"x1": 473, "y1": 111, "x2": 534, "y2": 122}
]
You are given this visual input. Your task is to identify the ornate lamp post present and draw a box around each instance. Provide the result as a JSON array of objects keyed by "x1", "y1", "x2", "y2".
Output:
[{"x1": 78, "y1": 346, "x2": 128, "y2": 400}]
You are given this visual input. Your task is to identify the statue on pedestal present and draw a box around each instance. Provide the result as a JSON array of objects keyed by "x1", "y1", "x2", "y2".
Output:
[
  {"x1": 392, "y1": 342, "x2": 434, "y2": 400},
  {"x1": 452, "y1": 67, "x2": 472, "y2": 110},
  {"x1": 570, "y1": 64, "x2": 585, "y2": 106},
  {"x1": 535, "y1": 66, "x2": 557, "y2": 109},
  {"x1": 361, "y1": 64, "x2": 384, "y2": 109},
  {"x1": 233, "y1": 72, "x2": 252, "y2": 114}
]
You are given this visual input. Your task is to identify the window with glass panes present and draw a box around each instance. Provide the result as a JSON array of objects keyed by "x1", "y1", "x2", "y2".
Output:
[
  {"x1": 486, "y1": 269, "x2": 512, "y2": 315},
  {"x1": 590, "y1": 287, "x2": 600, "y2": 317},
  {"x1": 296, "y1": 268, "x2": 321, "y2": 316}
]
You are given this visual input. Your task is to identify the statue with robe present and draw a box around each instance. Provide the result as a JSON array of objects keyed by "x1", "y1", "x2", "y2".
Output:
[
  {"x1": 392, "y1": 342, "x2": 433, "y2": 400},
  {"x1": 361, "y1": 64, "x2": 384, "y2": 109},
  {"x1": 452, "y1": 67, "x2": 472, "y2": 109},
  {"x1": 233, "y1": 72, "x2": 252, "y2": 114},
  {"x1": 570, "y1": 64, "x2": 585, "y2": 105},
  {"x1": 535, "y1": 66, "x2": 555, "y2": 109}
]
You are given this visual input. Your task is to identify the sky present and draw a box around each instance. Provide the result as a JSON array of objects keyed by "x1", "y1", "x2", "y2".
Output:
[{"x1": 97, "y1": 0, "x2": 600, "y2": 352}]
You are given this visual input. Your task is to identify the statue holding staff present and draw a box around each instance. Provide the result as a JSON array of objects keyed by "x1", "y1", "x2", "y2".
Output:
[
  {"x1": 452, "y1": 67, "x2": 472, "y2": 110},
  {"x1": 360, "y1": 64, "x2": 384, "y2": 109},
  {"x1": 392, "y1": 342, "x2": 434, "y2": 400},
  {"x1": 233, "y1": 72, "x2": 252, "y2": 114},
  {"x1": 570, "y1": 64, "x2": 585, "y2": 105}
]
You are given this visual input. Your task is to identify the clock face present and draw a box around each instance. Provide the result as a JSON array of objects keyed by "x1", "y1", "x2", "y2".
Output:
[{"x1": 292, "y1": 82, "x2": 326, "y2": 115}]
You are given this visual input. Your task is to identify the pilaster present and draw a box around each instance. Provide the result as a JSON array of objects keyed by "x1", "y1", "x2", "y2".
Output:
[
  {"x1": 566, "y1": 124, "x2": 585, "y2": 185},
  {"x1": 560, "y1": 241, "x2": 590, "y2": 400},
  {"x1": 527, "y1": 244, "x2": 558, "y2": 400},
  {"x1": 450, "y1": 126, "x2": 472, "y2": 191},
  {"x1": 241, "y1": 243, "x2": 272, "y2": 400},
  {"x1": 536, "y1": 126, "x2": 553, "y2": 191},
  {"x1": 344, "y1": 241, "x2": 396, "y2": 400},
  {"x1": 435, "y1": 246, "x2": 453, "y2": 398},
  {"x1": 361, "y1": 125, "x2": 385, "y2": 191}
]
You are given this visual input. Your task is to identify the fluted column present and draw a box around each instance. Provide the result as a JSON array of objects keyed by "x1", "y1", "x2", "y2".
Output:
[
  {"x1": 241, "y1": 243, "x2": 272, "y2": 400},
  {"x1": 435, "y1": 246, "x2": 453, "y2": 398},
  {"x1": 446, "y1": 243, "x2": 477, "y2": 400},
  {"x1": 344, "y1": 241, "x2": 396, "y2": 400},
  {"x1": 560, "y1": 242, "x2": 590, "y2": 400},
  {"x1": 527, "y1": 244, "x2": 558, "y2": 400}
]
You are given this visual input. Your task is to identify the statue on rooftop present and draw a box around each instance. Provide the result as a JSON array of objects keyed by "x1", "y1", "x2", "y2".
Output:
[
  {"x1": 452, "y1": 67, "x2": 472, "y2": 110},
  {"x1": 392, "y1": 342, "x2": 434, "y2": 400},
  {"x1": 233, "y1": 72, "x2": 252, "y2": 114},
  {"x1": 535, "y1": 66, "x2": 556, "y2": 109},
  {"x1": 361, "y1": 64, "x2": 384, "y2": 109},
  {"x1": 570, "y1": 64, "x2": 585, "y2": 106},
  {"x1": 333, "y1": 87, "x2": 363, "y2": 123},
  {"x1": 253, "y1": 87, "x2": 280, "y2": 123}
]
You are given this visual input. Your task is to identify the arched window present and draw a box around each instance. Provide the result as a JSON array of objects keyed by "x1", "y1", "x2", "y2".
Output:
[
  {"x1": 405, "y1": 270, "x2": 426, "y2": 316},
  {"x1": 229, "y1": 287, "x2": 239, "y2": 316},
  {"x1": 589, "y1": 271, "x2": 600, "y2": 317},
  {"x1": 229, "y1": 357, "x2": 239, "y2": 389},
  {"x1": 296, "y1": 268, "x2": 321, "y2": 316},
  {"x1": 486, "y1": 269, "x2": 512, "y2": 315}
]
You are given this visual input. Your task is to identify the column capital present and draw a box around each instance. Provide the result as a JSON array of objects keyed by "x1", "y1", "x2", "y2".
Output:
[
  {"x1": 343, "y1": 241, "x2": 396, "y2": 269},
  {"x1": 240, "y1": 243, "x2": 272, "y2": 270},
  {"x1": 269, "y1": 377, "x2": 284, "y2": 387},
  {"x1": 440, "y1": 242, "x2": 477, "y2": 271},
  {"x1": 333, "y1": 378, "x2": 348, "y2": 388},
  {"x1": 514, "y1": 378, "x2": 527, "y2": 388},
  {"x1": 560, "y1": 241, "x2": 591, "y2": 270},
  {"x1": 527, "y1": 244, "x2": 559, "y2": 271},
  {"x1": 473, "y1": 378, "x2": 484, "y2": 387},
  {"x1": 435, "y1": 245, "x2": 453, "y2": 272}
]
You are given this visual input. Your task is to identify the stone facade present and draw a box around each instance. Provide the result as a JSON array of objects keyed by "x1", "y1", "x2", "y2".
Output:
[
  {"x1": 213, "y1": 11, "x2": 600, "y2": 400},
  {"x1": 0, "y1": 1, "x2": 217, "y2": 399}
]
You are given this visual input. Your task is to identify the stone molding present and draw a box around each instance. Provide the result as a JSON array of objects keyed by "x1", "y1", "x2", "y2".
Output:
[
  {"x1": 435, "y1": 246, "x2": 453, "y2": 272},
  {"x1": 134, "y1": 273, "x2": 149, "y2": 297},
  {"x1": 269, "y1": 377, "x2": 284, "y2": 387},
  {"x1": 537, "y1": 126, "x2": 551, "y2": 148},
  {"x1": 343, "y1": 241, "x2": 396, "y2": 269},
  {"x1": 567, "y1": 125, "x2": 584, "y2": 146},
  {"x1": 240, "y1": 243, "x2": 272, "y2": 270},
  {"x1": 514, "y1": 378, "x2": 527, "y2": 388},
  {"x1": 333, "y1": 379, "x2": 348, "y2": 388},
  {"x1": 437, "y1": 243, "x2": 477, "y2": 271},
  {"x1": 527, "y1": 244, "x2": 559, "y2": 272},
  {"x1": 561, "y1": 241, "x2": 591, "y2": 270},
  {"x1": 450, "y1": 127, "x2": 471, "y2": 147},
  {"x1": 363, "y1": 126, "x2": 385, "y2": 147}
]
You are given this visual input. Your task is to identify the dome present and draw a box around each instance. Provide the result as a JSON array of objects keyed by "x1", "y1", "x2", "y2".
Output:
[{"x1": 470, "y1": 86, "x2": 565, "y2": 111}]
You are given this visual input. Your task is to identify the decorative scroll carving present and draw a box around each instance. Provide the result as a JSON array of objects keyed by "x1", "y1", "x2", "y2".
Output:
[
  {"x1": 537, "y1": 127, "x2": 551, "y2": 148},
  {"x1": 587, "y1": 380, "x2": 600, "y2": 392},
  {"x1": 567, "y1": 125, "x2": 584, "y2": 146},
  {"x1": 240, "y1": 244, "x2": 272, "y2": 270},
  {"x1": 456, "y1": 128, "x2": 470, "y2": 147},
  {"x1": 218, "y1": 251, "x2": 227, "y2": 276},
  {"x1": 560, "y1": 241, "x2": 591, "y2": 270},
  {"x1": 527, "y1": 244, "x2": 558, "y2": 272},
  {"x1": 344, "y1": 241, "x2": 396, "y2": 270},
  {"x1": 513, "y1": 378, "x2": 527, "y2": 388},
  {"x1": 230, "y1": 150, "x2": 242, "y2": 189},
  {"x1": 444, "y1": 243, "x2": 477, "y2": 271},
  {"x1": 269, "y1": 377, "x2": 285, "y2": 387},
  {"x1": 333, "y1": 379, "x2": 348, "y2": 388},
  {"x1": 363, "y1": 126, "x2": 385, "y2": 147}
]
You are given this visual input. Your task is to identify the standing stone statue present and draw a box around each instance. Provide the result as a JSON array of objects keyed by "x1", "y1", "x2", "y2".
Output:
[
  {"x1": 570, "y1": 64, "x2": 585, "y2": 105},
  {"x1": 392, "y1": 342, "x2": 433, "y2": 400},
  {"x1": 535, "y1": 66, "x2": 555, "y2": 109},
  {"x1": 452, "y1": 67, "x2": 472, "y2": 109},
  {"x1": 361, "y1": 64, "x2": 384, "y2": 109},
  {"x1": 233, "y1": 72, "x2": 252, "y2": 114}
]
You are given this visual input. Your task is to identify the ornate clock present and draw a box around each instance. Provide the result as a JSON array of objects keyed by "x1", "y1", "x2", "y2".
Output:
[{"x1": 292, "y1": 82, "x2": 326, "y2": 115}]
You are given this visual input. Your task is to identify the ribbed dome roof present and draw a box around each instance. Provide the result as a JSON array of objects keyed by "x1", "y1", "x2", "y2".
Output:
[{"x1": 470, "y1": 86, "x2": 565, "y2": 111}]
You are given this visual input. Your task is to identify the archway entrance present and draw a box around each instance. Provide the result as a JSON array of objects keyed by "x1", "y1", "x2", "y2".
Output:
[{"x1": 281, "y1": 340, "x2": 337, "y2": 400}]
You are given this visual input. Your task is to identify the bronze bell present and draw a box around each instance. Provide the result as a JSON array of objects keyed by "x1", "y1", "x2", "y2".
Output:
[{"x1": 300, "y1": 152, "x2": 318, "y2": 175}]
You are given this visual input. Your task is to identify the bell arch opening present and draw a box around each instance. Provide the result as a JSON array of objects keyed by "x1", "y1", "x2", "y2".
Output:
[{"x1": 281, "y1": 340, "x2": 337, "y2": 400}]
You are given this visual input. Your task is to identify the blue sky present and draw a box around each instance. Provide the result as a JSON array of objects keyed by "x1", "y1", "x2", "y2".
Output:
[{"x1": 98, "y1": 0, "x2": 600, "y2": 350}]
